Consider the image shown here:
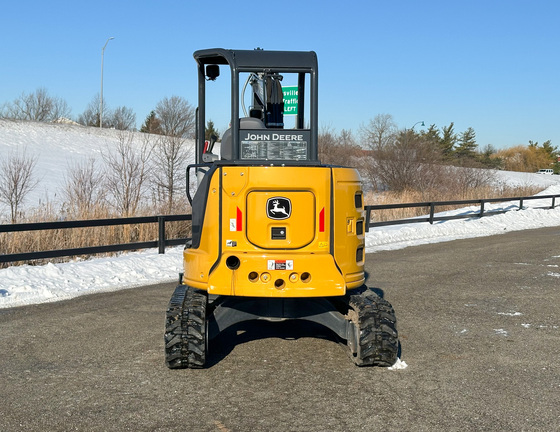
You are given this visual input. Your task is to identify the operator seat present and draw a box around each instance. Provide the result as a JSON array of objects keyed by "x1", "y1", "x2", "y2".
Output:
[{"x1": 220, "y1": 117, "x2": 266, "y2": 160}]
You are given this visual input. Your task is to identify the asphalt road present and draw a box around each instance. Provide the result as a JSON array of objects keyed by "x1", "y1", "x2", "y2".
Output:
[{"x1": 1, "y1": 226, "x2": 560, "y2": 431}]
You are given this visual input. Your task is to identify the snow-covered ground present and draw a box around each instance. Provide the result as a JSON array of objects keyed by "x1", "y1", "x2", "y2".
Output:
[{"x1": 1, "y1": 120, "x2": 560, "y2": 309}]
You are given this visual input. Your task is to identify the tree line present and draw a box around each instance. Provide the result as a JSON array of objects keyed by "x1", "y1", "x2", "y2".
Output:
[
  {"x1": 319, "y1": 114, "x2": 559, "y2": 193},
  {"x1": 0, "y1": 88, "x2": 197, "y2": 135}
]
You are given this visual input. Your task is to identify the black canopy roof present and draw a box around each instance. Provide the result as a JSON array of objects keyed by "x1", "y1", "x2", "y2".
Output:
[{"x1": 193, "y1": 48, "x2": 318, "y2": 72}]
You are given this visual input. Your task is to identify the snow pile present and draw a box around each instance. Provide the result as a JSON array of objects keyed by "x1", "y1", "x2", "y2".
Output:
[
  {"x1": 0, "y1": 247, "x2": 183, "y2": 308},
  {"x1": 0, "y1": 119, "x2": 555, "y2": 212},
  {"x1": 388, "y1": 358, "x2": 408, "y2": 370},
  {"x1": 0, "y1": 120, "x2": 118, "y2": 208}
]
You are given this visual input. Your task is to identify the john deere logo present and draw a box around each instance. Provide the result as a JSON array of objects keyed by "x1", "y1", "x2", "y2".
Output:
[{"x1": 267, "y1": 197, "x2": 291, "y2": 220}]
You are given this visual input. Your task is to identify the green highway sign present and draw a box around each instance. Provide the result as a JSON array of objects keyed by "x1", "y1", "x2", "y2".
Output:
[{"x1": 282, "y1": 86, "x2": 298, "y2": 115}]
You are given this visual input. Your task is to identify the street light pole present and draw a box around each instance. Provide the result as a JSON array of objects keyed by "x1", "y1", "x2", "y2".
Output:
[
  {"x1": 410, "y1": 121, "x2": 425, "y2": 130},
  {"x1": 403, "y1": 121, "x2": 425, "y2": 148},
  {"x1": 100, "y1": 37, "x2": 115, "y2": 128}
]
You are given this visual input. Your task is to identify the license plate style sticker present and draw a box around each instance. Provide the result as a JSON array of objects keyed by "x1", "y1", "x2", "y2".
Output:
[{"x1": 267, "y1": 260, "x2": 294, "y2": 270}]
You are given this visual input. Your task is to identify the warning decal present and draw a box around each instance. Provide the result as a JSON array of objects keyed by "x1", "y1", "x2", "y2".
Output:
[
  {"x1": 230, "y1": 207, "x2": 243, "y2": 231},
  {"x1": 267, "y1": 260, "x2": 294, "y2": 270}
]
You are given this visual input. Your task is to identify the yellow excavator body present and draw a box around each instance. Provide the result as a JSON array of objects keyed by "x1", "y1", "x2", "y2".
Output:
[
  {"x1": 182, "y1": 165, "x2": 365, "y2": 297},
  {"x1": 164, "y1": 48, "x2": 398, "y2": 369}
]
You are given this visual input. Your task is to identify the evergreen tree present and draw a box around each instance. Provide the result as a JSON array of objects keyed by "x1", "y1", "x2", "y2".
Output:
[
  {"x1": 440, "y1": 122, "x2": 457, "y2": 159},
  {"x1": 541, "y1": 140, "x2": 558, "y2": 159},
  {"x1": 421, "y1": 124, "x2": 442, "y2": 153},
  {"x1": 205, "y1": 120, "x2": 220, "y2": 141},
  {"x1": 455, "y1": 127, "x2": 478, "y2": 160},
  {"x1": 140, "y1": 111, "x2": 162, "y2": 134},
  {"x1": 479, "y1": 144, "x2": 502, "y2": 169},
  {"x1": 527, "y1": 140, "x2": 558, "y2": 172}
]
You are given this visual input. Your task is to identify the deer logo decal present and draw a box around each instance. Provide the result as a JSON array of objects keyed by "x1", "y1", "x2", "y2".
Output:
[{"x1": 266, "y1": 197, "x2": 292, "y2": 220}]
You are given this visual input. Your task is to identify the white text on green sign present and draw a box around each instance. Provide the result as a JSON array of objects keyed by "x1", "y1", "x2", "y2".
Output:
[{"x1": 283, "y1": 86, "x2": 298, "y2": 115}]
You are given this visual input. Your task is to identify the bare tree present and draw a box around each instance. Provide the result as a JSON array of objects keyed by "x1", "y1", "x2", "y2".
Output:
[
  {"x1": 318, "y1": 126, "x2": 361, "y2": 167},
  {"x1": 0, "y1": 148, "x2": 39, "y2": 223},
  {"x1": 151, "y1": 134, "x2": 194, "y2": 213},
  {"x1": 155, "y1": 96, "x2": 196, "y2": 138},
  {"x1": 447, "y1": 165, "x2": 496, "y2": 196},
  {"x1": 77, "y1": 95, "x2": 101, "y2": 127},
  {"x1": 63, "y1": 158, "x2": 106, "y2": 218},
  {"x1": 77, "y1": 96, "x2": 136, "y2": 131},
  {"x1": 364, "y1": 129, "x2": 446, "y2": 192},
  {"x1": 108, "y1": 106, "x2": 137, "y2": 131},
  {"x1": 102, "y1": 131, "x2": 153, "y2": 216},
  {"x1": 360, "y1": 114, "x2": 398, "y2": 150},
  {"x1": 1, "y1": 88, "x2": 71, "y2": 122},
  {"x1": 318, "y1": 125, "x2": 339, "y2": 165}
]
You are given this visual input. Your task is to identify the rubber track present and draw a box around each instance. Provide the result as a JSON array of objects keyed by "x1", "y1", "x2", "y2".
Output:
[
  {"x1": 349, "y1": 288, "x2": 398, "y2": 367},
  {"x1": 164, "y1": 285, "x2": 207, "y2": 369}
]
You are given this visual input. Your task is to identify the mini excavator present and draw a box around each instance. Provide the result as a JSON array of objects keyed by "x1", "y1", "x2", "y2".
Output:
[{"x1": 164, "y1": 48, "x2": 399, "y2": 368}]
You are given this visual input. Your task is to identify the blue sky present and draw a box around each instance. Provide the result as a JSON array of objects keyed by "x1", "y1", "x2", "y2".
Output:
[{"x1": 1, "y1": 0, "x2": 559, "y2": 149}]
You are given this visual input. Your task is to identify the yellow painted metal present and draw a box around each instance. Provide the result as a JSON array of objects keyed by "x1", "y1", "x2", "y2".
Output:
[
  {"x1": 221, "y1": 167, "x2": 248, "y2": 198},
  {"x1": 208, "y1": 252, "x2": 346, "y2": 297},
  {"x1": 182, "y1": 165, "x2": 365, "y2": 296},
  {"x1": 247, "y1": 191, "x2": 315, "y2": 249},
  {"x1": 332, "y1": 167, "x2": 366, "y2": 290}
]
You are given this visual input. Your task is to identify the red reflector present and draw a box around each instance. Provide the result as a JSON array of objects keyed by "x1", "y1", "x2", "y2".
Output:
[
  {"x1": 236, "y1": 207, "x2": 242, "y2": 231},
  {"x1": 319, "y1": 207, "x2": 325, "y2": 232}
]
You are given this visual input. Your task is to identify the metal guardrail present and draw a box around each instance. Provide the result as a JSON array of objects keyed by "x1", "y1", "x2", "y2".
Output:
[
  {"x1": 364, "y1": 194, "x2": 559, "y2": 231},
  {"x1": 1, "y1": 193, "x2": 558, "y2": 264},
  {"x1": 0, "y1": 214, "x2": 192, "y2": 263}
]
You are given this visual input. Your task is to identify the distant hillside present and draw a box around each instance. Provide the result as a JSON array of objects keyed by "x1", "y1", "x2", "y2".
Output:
[{"x1": 0, "y1": 120, "x2": 194, "y2": 218}]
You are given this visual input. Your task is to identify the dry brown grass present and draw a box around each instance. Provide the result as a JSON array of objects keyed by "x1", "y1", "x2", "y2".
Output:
[{"x1": 0, "y1": 202, "x2": 191, "y2": 268}]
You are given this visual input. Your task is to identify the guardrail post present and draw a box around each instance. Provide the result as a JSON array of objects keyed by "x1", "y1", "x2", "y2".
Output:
[
  {"x1": 480, "y1": 200, "x2": 485, "y2": 218},
  {"x1": 158, "y1": 216, "x2": 166, "y2": 254},
  {"x1": 519, "y1": 198, "x2": 524, "y2": 210},
  {"x1": 552, "y1": 197, "x2": 556, "y2": 209},
  {"x1": 365, "y1": 208, "x2": 371, "y2": 232},
  {"x1": 429, "y1": 203, "x2": 435, "y2": 224}
]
